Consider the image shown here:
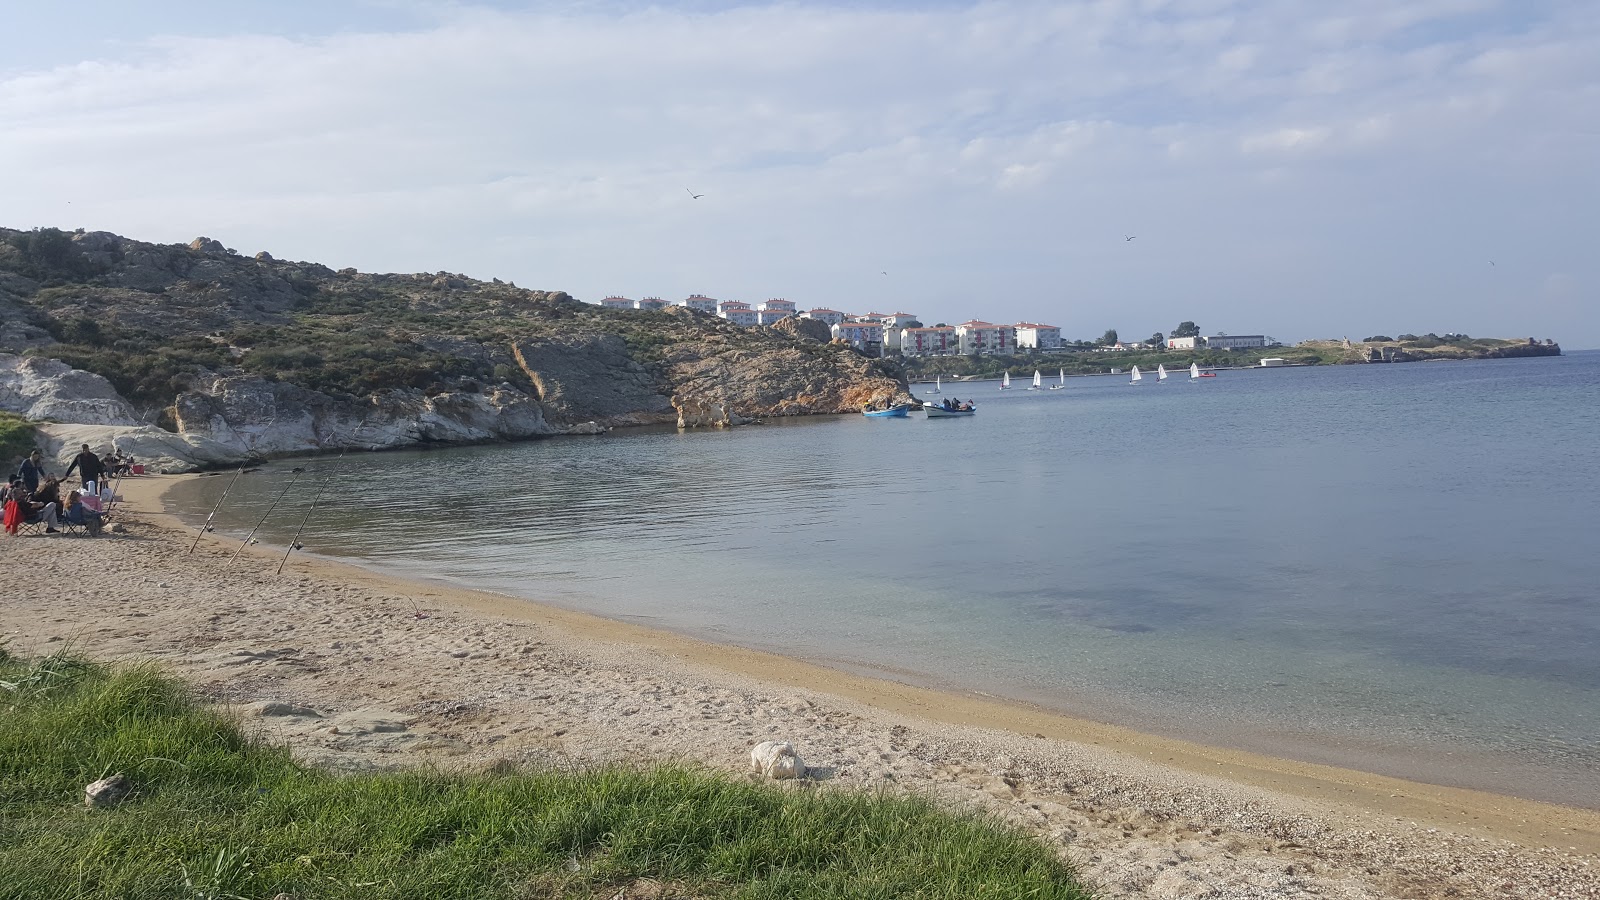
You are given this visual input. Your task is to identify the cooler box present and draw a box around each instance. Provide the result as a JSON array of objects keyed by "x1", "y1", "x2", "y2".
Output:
[
  {"x1": 81, "y1": 495, "x2": 103, "y2": 512},
  {"x1": 131, "y1": 464, "x2": 145, "y2": 475}
]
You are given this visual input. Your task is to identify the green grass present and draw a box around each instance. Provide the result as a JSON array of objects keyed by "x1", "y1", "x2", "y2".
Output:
[
  {"x1": 0, "y1": 412, "x2": 36, "y2": 467},
  {"x1": 0, "y1": 653, "x2": 1094, "y2": 899}
]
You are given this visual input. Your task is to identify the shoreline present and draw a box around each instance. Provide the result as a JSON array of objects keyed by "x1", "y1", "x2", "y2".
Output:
[{"x1": 9, "y1": 475, "x2": 1600, "y2": 898}]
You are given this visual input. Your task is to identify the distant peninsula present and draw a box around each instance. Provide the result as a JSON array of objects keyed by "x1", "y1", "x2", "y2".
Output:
[{"x1": 901, "y1": 335, "x2": 1561, "y2": 381}]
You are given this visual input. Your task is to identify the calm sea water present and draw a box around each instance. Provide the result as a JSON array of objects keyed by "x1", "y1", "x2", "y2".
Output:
[{"x1": 171, "y1": 352, "x2": 1600, "y2": 807}]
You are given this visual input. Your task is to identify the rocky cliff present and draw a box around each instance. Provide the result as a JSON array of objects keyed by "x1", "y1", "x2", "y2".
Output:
[{"x1": 0, "y1": 227, "x2": 907, "y2": 471}]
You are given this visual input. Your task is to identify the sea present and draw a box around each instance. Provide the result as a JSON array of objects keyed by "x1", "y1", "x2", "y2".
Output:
[{"x1": 169, "y1": 351, "x2": 1600, "y2": 808}]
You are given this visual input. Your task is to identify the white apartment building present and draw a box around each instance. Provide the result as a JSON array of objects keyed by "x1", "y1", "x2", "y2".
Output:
[
  {"x1": 678, "y1": 294, "x2": 719, "y2": 313},
  {"x1": 720, "y1": 306, "x2": 759, "y2": 326},
  {"x1": 757, "y1": 308, "x2": 790, "y2": 326},
  {"x1": 759, "y1": 298, "x2": 797, "y2": 314},
  {"x1": 833, "y1": 320, "x2": 885, "y2": 353},
  {"x1": 802, "y1": 308, "x2": 846, "y2": 327},
  {"x1": 955, "y1": 320, "x2": 1014, "y2": 355},
  {"x1": 1205, "y1": 334, "x2": 1269, "y2": 350},
  {"x1": 1014, "y1": 323, "x2": 1062, "y2": 350},
  {"x1": 634, "y1": 296, "x2": 669, "y2": 311},
  {"x1": 1166, "y1": 336, "x2": 1199, "y2": 350},
  {"x1": 600, "y1": 296, "x2": 634, "y2": 310},
  {"x1": 901, "y1": 326, "x2": 958, "y2": 357},
  {"x1": 854, "y1": 311, "x2": 919, "y2": 328}
]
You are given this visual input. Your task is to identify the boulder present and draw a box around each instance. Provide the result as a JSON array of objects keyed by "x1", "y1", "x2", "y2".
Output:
[
  {"x1": 0, "y1": 354, "x2": 141, "y2": 425},
  {"x1": 673, "y1": 396, "x2": 753, "y2": 429},
  {"x1": 771, "y1": 316, "x2": 832, "y2": 343},
  {"x1": 38, "y1": 422, "x2": 249, "y2": 474},
  {"x1": 84, "y1": 773, "x2": 131, "y2": 808},
  {"x1": 750, "y1": 741, "x2": 806, "y2": 780},
  {"x1": 189, "y1": 236, "x2": 227, "y2": 253}
]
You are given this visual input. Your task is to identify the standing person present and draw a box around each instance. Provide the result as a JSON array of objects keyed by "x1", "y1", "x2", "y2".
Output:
[
  {"x1": 64, "y1": 444, "x2": 106, "y2": 489},
  {"x1": 18, "y1": 449, "x2": 47, "y2": 493}
]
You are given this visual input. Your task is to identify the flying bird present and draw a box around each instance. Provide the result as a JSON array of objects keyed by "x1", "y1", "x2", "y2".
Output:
[
  {"x1": 1125, "y1": 235, "x2": 1136, "y2": 242},
  {"x1": 685, "y1": 188, "x2": 705, "y2": 200}
]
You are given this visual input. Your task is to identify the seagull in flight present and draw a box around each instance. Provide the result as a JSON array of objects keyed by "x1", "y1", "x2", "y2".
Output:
[
  {"x1": 1124, "y1": 235, "x2": 1136, "y2": 242},
  {"x1": 685, "y1": 188, "x2": 705, "y2": 200}
]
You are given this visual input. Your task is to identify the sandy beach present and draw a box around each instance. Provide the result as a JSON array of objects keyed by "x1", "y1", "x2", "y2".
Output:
[{"x1": 6, "y1": 475, "x2": 1599, "y2": 899}]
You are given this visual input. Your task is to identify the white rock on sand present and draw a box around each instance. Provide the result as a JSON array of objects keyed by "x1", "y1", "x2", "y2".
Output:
[
  {"x1": 750, "y1": 740, "x2": 806, "y2": 779},
  {"x1": 6, "y1": 476, "x2": 1600, "y2": 900}
]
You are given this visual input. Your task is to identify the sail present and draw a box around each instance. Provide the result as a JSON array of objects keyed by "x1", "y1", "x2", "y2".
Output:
[
  {"x1": 1130, "y1": 365, "x2": 1142, "y2": 383},
  {"x1": 1001, "y1": 372, "x2": 1011, "y2": 389},
  {"x1": 1158, "y1": 364, "x2": 1168, "y2": 381},
  {"x1": 1190, "y1": 363, "x2": 1200, "y2": 379},
  {"x1": 1059, "y1": 369, "x2": 1066, "y2": 385},
  {"x1": 1032, "y1": 370, "x2": 1042, "y2": 388},
  {"x1": 933, "y1": 375, "x2": 942, "y2": 393}
]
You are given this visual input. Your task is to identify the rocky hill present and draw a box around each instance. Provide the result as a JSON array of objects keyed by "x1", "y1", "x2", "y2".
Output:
[{"x1": 1, "y1": 227, "x2": 906, "y2": 471}]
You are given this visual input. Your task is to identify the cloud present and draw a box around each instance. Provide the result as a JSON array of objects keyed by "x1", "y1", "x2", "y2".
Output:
[{"x1": 0, "y1": 0, "x2": 1596, "y2": 344}]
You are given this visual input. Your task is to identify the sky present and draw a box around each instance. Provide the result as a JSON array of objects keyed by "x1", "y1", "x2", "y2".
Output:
[{"x1": 2, "y1": 0, "x2": 1597, "y2": 346}]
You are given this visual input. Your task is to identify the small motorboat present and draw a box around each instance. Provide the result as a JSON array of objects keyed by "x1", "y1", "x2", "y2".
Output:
[
  {"x1": 863, "y1": 404, "x2": 911, "y2": 418},
  {"x1": 925, "y1": 403, "x2": 975, "y2": 417}
]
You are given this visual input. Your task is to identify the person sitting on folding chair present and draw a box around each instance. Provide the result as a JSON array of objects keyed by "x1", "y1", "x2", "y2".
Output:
[
  {"x1": 4, "y1": 485, "x2": 60, "y2": 535},
  {"x1": 63, "y1": 490, "x2": 104, "y2": 536}
]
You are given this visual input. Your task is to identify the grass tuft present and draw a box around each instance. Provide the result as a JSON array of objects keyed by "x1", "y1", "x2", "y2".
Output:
[{"x1": 0, "y1": 656, "x2": 1094, "y2": 899}]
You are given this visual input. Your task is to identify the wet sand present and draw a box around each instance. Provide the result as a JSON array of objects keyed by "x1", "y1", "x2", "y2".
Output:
[{"x1": 5, "y1": 474, "x2": 1598, "y2": 899}]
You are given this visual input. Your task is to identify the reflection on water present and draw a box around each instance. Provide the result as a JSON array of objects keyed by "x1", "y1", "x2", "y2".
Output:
[{"x1": 171, "y1": 353, "x2": 1600, "y2": 807}]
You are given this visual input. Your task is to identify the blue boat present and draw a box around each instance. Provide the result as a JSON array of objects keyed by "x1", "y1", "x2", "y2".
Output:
[{"x1": 862, "y1": 404, "x2": 910, "y2": 418}]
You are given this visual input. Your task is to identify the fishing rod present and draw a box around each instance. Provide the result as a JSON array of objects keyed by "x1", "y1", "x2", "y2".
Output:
[
  {"x1": 276, "y1": 453, "x2": 344, "y2": 575},
  {"x1": 187, "y1": 464, "x2": 247, "y2": 554},
  {"x1": 228, "y1": 466, "x2": 305, "y2": 565}
]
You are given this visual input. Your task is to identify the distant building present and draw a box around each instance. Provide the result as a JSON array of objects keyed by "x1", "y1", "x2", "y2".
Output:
[
  {"x1": 955, "y1": 321, "x2": 1014, "y2": 355},
  {"x1": 801, "y1": 308, "x2": 846, "y2": 327},
  {"x1": 1206, "y1": 334, "x2": 1269, "y2": 350},
  {"x1": 1014, "y1": 323, "x2": 1062, "y2": 350},
  {"x1": 599, "y1": 295, "x2": 634, "y2": 310},
  {"x1": 678, "y1": 294, "x2": 719, "y2": 313},
  {"x1": 757, "y1": 308, "x2": 790, "y2": 326},
  {"x1": 759, "y1": 298, "x2": 798, "y2": 314},
  {"x1": 834, "y1": 320, "x2": 885, "y2": 354},
  {"x1": 1113, "y1": 340, "x2": 1147, "y2": 351},
  {"x1": 717, "y1": 300, "x2": 758, "y2": 326},
  {"x1": 634, "y1": 296, "x2": 669, "y2": 311},
  {"x1": 1166, "y1": 336, "x2": 1199, "y2": 350},
  {"x1": 1259, "y1": 357, "x2": 1287, "y2": 367},
  {"x1": 901, "y1": 326, "x2": 958, "y2": 357}
]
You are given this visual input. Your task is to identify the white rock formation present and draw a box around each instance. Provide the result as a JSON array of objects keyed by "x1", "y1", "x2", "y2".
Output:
[
  {"x1": 750, "y1": 740, "x2": 806, "y2": 780},
  {"x1": 0, "y1": 354, "x2": 140, "y2": 425},
  {"x1": 39, "y1": 423, "x2": 248, "y2": 475}
]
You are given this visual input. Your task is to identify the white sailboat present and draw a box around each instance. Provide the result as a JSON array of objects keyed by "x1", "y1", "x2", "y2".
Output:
[
  {"x1": 1028, "y1": 370, "x2": 1042, "y2": 390},
  {"x1": 1157, "y1": 364, "x2": 1168, "y2": 383},
  {"x1": 1130, "y1": 365, "x2": 1143, "y2": 385},
  {"x1": 1189, "y1": 362, "x2": 1200, "y2": 380},
  {"x1": 931, "y1": 375, "x2": 942, "y2": 393},
  {"x1": 1000, "y1": 372, "x2": 1012, "y2": 390},
  {"x1": 1050, "y1": 368, "x2": 1066, "y2": 389}
]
